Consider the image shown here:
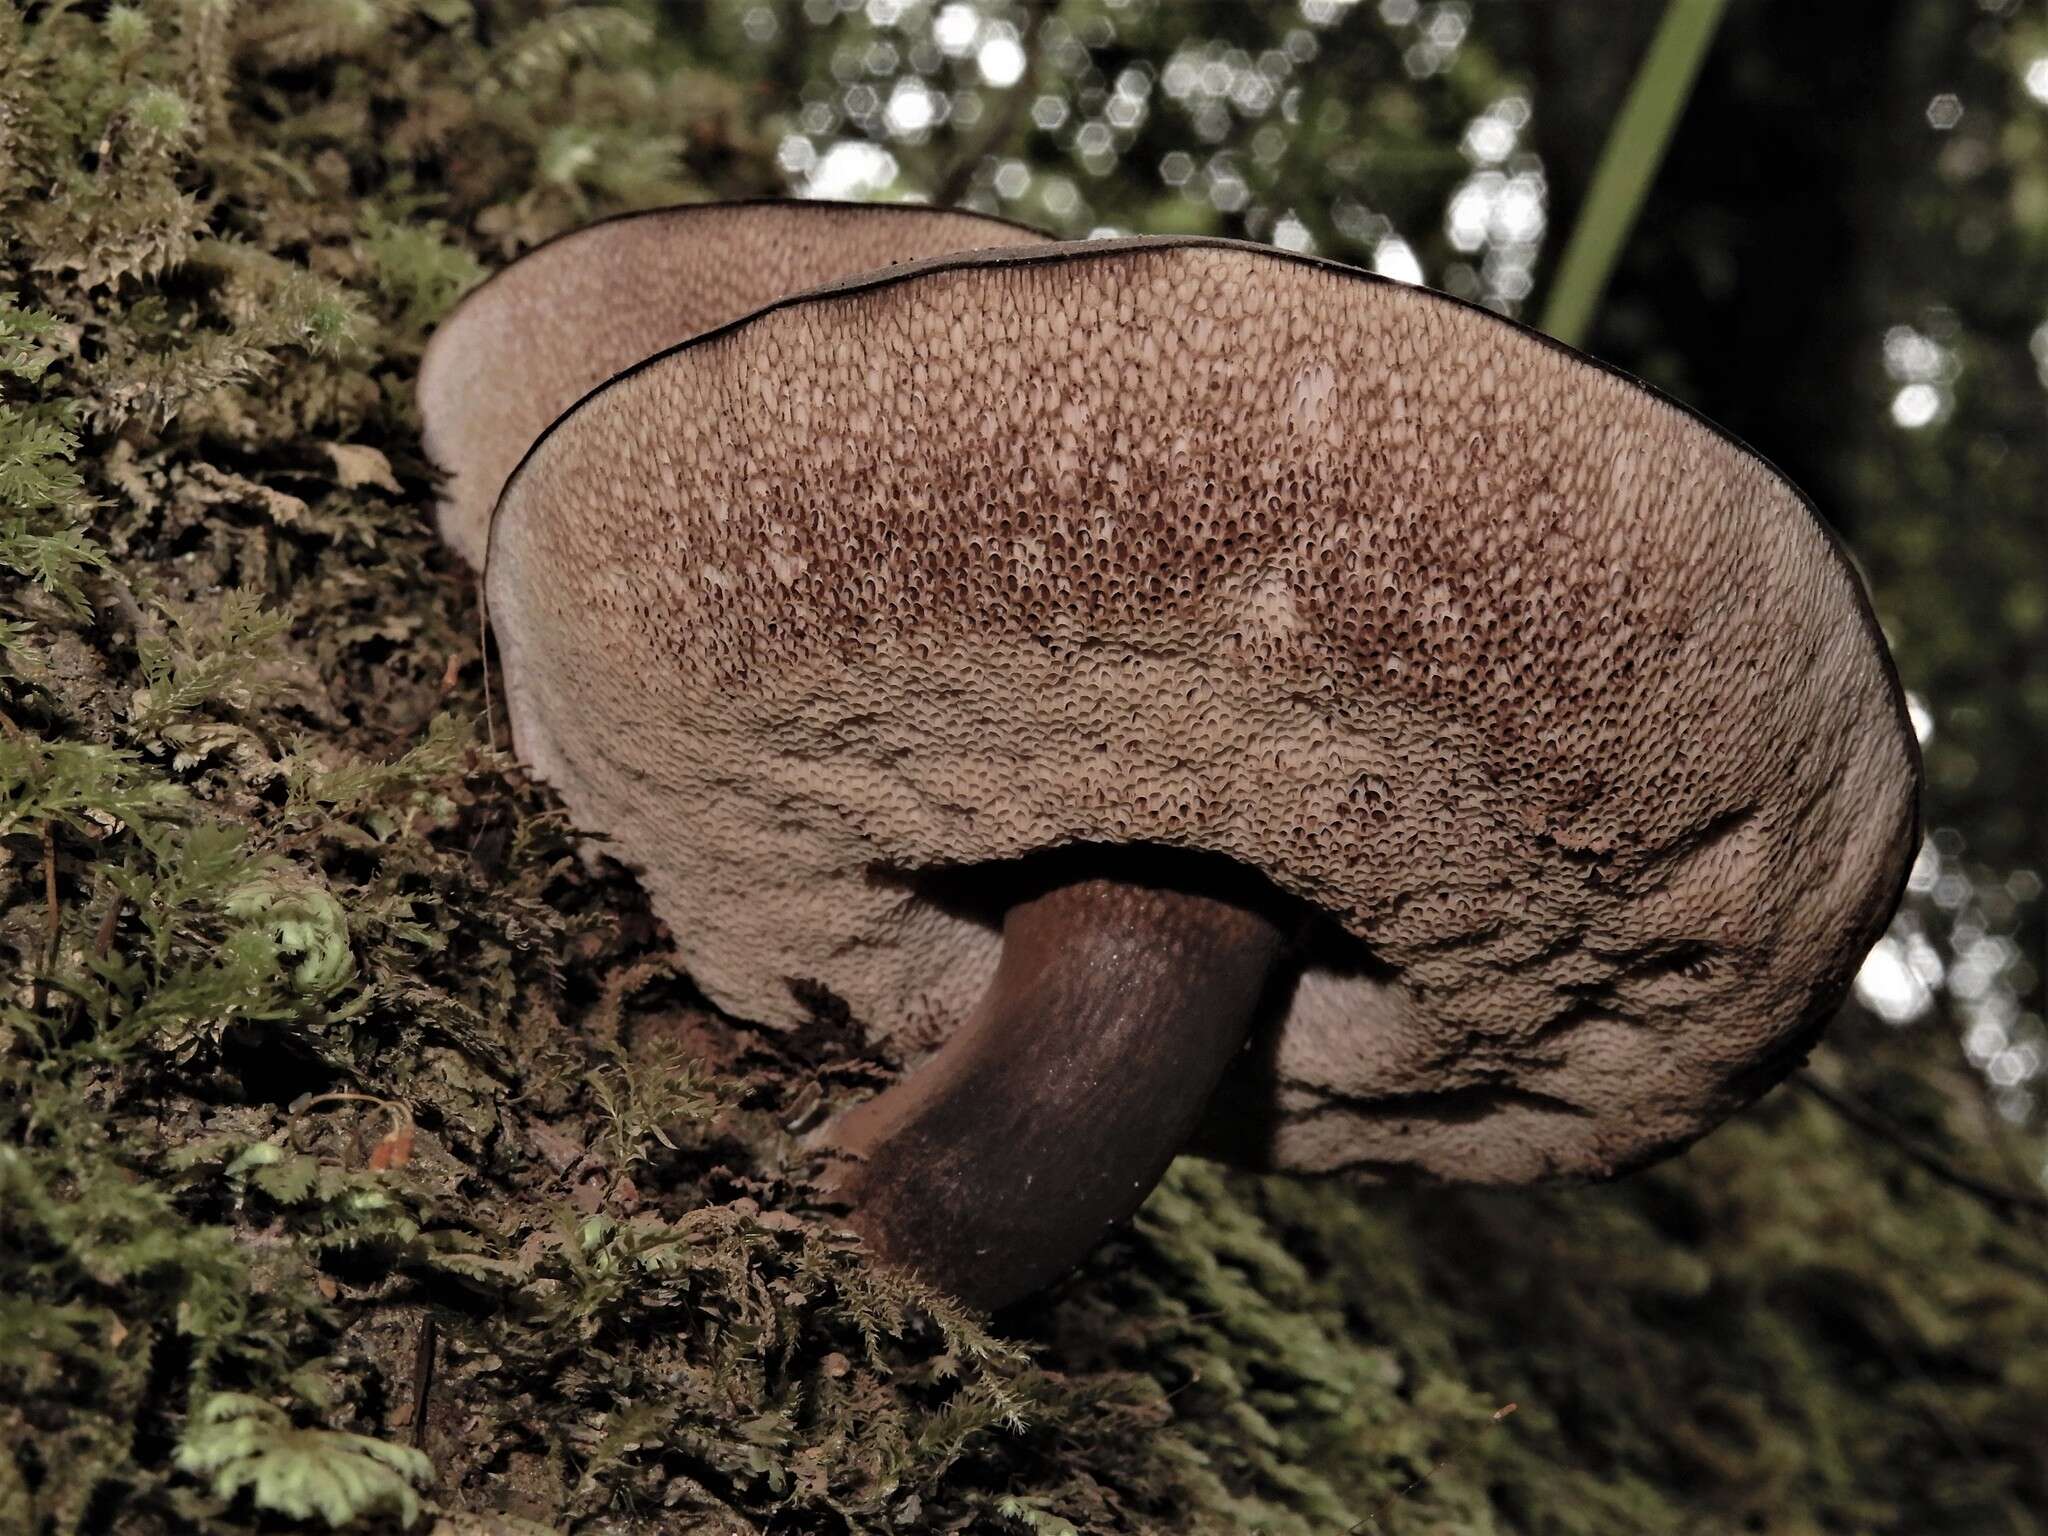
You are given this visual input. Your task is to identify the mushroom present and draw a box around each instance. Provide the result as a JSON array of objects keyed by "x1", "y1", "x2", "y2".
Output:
[
  {"x1": 438, "y1": 234, "x2": 1920, "y2": 1313},
  {"x1": 418, "y1": 199, "x2": 1051, "y2": 568}
]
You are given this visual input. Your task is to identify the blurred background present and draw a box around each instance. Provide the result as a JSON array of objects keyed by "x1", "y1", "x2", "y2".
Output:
[{"x1": 636, "y1": 0, "x2": 2048, "y2": 1165}]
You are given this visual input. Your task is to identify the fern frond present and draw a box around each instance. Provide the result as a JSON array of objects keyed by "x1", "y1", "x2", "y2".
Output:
[{"x1": 175, "y1": 1392, "x2": 433, "y2": 1529}]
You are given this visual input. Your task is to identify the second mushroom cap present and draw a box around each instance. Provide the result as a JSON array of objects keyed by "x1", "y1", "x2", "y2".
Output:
[{"x1": 418, "y1": 200, "x2": 1053, "y2": 567}]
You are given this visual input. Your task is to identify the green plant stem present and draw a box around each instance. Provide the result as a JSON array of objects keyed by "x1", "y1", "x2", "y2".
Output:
[{"x1": 1539, "y1": 0, "x2": 1731, "y2": 347}]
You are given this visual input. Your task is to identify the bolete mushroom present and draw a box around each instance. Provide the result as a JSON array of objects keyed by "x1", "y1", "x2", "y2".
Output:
[
  {"x1": 418, "y1": 199, "x2": 1051, "y2": 567},
  {"x1": 427, "y1": 231, "x2": 1920, "y2": 1313}
]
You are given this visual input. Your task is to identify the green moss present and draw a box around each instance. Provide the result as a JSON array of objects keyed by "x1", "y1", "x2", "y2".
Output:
[{"x1": 2, "y1": 3, "x2": 2043, "y2": 1534}]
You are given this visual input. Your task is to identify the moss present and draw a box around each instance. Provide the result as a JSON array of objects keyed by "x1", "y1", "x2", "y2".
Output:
[
  {"x1": 2, "y1": 3, "x2": 2044, "y2": 1534},
  {"x1": 1060, "y1": 1082, "x2": 2048, "y2": 1534}
]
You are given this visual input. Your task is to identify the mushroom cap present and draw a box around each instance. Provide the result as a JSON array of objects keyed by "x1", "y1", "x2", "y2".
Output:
[
  {"x1": 418, "y1": 200, "x2": 1052, "y2": 567},
  {"x1": 485, "y1": 236, "x2": 1921, "y2": 1185}
]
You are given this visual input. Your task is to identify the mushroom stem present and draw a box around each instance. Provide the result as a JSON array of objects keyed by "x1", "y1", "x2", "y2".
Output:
[{"x1": 817, "y1": 872, "x2": 1286, "y2": 1312}]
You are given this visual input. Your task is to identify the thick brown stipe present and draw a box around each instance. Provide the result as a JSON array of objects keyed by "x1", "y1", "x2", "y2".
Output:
[{"x1": 818, "y1": 871, "x2": 1286, "y2": 1312}]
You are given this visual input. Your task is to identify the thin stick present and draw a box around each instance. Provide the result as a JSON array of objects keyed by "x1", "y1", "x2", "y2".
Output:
[
  {"x1": 1538, "y1": 0, "x2": 1730, "y2": 346},
  {"x1": 92, "y1": 893, "x2": 124, "y2": 959},
  {"x1": 35, "y1": 824, "x2": 59, "y2": 1014},
  {"x1": 64, "y1": 889, "x2": 127, "y2": 1032},
  {"x1": 409, "y1": 1313, "x2": 438, "y2": 1450},
  {"x1": 1929, "y1": 989, "x2": 2048, "y2": 1238},
  {"x1": 477, "y1": 572, "x2": 498, "y2": 755},
  {"x1": 1349, "y1": 1403, "x2": 1518, "y2": 1533},
  {"x1": 1792, "y1": 1073, "x2": 2048, "y2": 1219}
]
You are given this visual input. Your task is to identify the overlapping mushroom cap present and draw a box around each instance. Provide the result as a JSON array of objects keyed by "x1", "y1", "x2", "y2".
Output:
[
  {"x1": 482, "y1": 234, "x2": 1920, "y2": 1187},
  {"x1": 418, "y1": 200, "x2": 1052, "y2": 567}
]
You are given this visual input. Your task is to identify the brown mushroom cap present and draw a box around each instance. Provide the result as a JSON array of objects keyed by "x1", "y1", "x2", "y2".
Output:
[
  {"x1": 484, "y1": 235, "x2": 1919, "y2": 1191},
  {"x1": 418, "y1": 200, "x2": 1052, "y2": 567}
]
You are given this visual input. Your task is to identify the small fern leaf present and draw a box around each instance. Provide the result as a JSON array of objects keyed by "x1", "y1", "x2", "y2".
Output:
[
  {"x1": 176, "y1": 1392, "x2": 433, "y2": 1528},
  {"x1": 251, "y1": 1155, "x2": 322, "y2": 1206}
]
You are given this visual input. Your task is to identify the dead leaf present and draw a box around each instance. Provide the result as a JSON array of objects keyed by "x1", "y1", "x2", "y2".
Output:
[
  {"x1": 182, "y1": 461, "x2": 310, "y2": 526},
  {"x1": 322, "y1": 441, "x2": 403, "y2": 494},
  {"x1": 369, "y1": 1124, "x2": 415, "y2": 1169}
]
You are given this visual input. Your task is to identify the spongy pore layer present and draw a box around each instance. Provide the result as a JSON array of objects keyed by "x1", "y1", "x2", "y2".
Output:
[
  {"x1": 484, "y1": 237, "x2": 1920, "y2": 1186},
  {"x1": 418, "y1": 201, "x2": 1052, "y2": 567}
]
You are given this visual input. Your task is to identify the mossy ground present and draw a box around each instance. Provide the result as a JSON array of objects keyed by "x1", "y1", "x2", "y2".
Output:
[{"x1": 4, "y1": 5, "x2": 2046, "y2": 1534}]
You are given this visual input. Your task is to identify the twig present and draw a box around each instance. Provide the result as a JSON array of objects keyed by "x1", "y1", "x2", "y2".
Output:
[
  {"x1": 1348, "y1": 1403, "x2": 1518, "y2": 1533},
  {"x1": 34, "y1": 824, "x2": 59, "y2": 1014},
  {"x1": 409, "y1": 1313, "x2": 437, "y2": 1450},
  {"x1": 1931, "y1": 988, "x2": 2048, "y2": 1233},
  {"x1": 1792, "y1": 1072, "x2": 2048, "y2": 1218},
  {"x1": 63, "y1": 888, "x2": 128, "y2": 1033},
  {"x1": 477, "y1": 572, "x2": 498, "y2": 755},
  {"x1": 92, "y1": 892, "x2": 124, "y2": 960}
]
